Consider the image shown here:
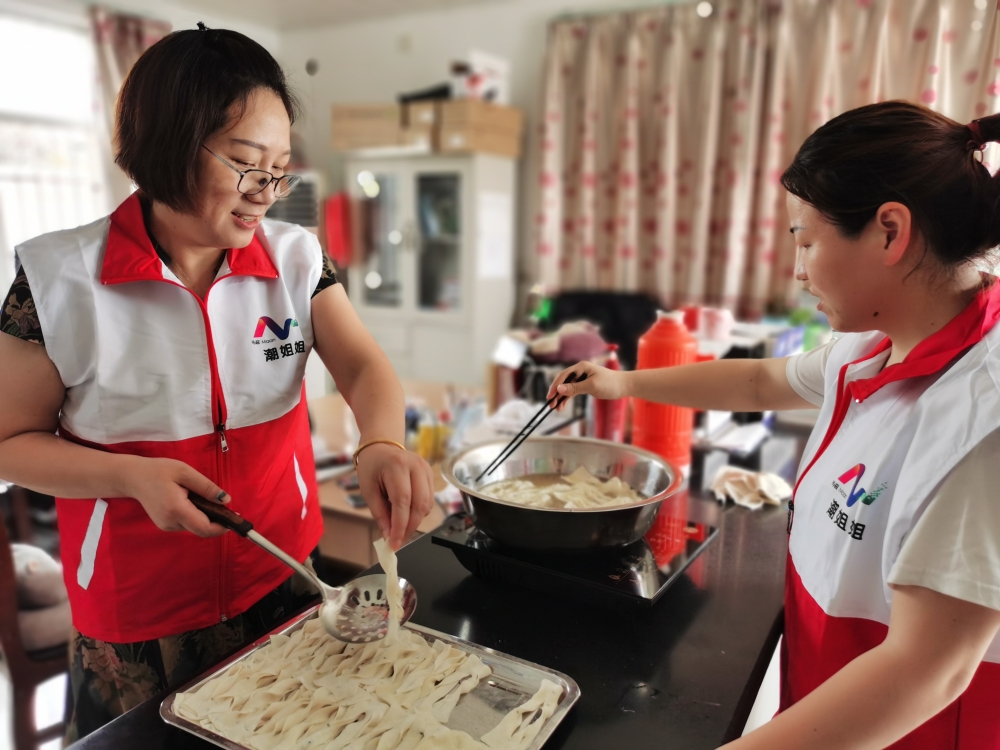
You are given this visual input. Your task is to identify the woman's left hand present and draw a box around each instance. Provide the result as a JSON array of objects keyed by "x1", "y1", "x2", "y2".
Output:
[{"x1": 355, "y1": 444, "x2": 436, "y2": 550}]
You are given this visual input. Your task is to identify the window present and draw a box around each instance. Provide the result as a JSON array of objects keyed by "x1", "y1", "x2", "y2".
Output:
[{"x1": 0, "y1": 13, "x2": 110, "y2": 296}]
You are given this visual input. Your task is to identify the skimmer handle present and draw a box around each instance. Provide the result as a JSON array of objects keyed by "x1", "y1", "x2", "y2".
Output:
[{"x1": 188, "y1": 493, "x2": 254, "y2": 537}]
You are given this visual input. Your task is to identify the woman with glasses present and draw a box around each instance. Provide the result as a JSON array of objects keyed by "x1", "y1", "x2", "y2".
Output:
[{"x1": 0, "y1": 25, "x2": 435, "y2": 740}]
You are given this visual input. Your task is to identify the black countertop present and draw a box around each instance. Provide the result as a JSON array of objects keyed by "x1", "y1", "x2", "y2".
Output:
[{"x1": 70, "y1": 496, "x2": 788, "y2": 750}]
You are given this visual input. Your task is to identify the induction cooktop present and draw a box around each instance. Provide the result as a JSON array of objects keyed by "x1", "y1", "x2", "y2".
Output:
[{"x1": 431, "y1": 505, "x2": 718, "y2": 608}]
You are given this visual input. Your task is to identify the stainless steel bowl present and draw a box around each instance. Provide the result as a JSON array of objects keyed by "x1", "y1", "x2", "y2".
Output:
[{"x1": 442, "y1": 437, "x2": 682, "y2": 551}]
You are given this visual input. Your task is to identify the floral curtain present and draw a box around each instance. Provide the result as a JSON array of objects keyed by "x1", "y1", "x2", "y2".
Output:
[
  {"x1": 533, "y1": 0, "x2": 1000, "y2": 317},
  {"x1": 90, "y1": 7, "x2": 172, "y2": 206}
]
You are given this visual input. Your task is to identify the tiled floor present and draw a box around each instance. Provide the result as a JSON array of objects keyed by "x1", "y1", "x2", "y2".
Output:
[{"x1": 0, "y1": 658, "x2": 66, "y2": 750}]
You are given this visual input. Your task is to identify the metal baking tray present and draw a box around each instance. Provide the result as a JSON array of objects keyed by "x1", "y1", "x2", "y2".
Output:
[{"x1": 160, "y1": 604, "x2": 581, "y2": 749}]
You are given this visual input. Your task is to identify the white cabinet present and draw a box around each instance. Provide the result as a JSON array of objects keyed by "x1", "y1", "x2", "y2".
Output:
[{"x1": 345, "y1": 154, "x2": 515, "y2": 386}]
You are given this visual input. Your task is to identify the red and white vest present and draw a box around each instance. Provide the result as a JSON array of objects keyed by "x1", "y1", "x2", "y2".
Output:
[
  {"x1": 783, "y1": 282, "x2": 1000, "y2": 748},
  {"x1": 15, "y1": 194, "x2": 324, "y2": 642}
]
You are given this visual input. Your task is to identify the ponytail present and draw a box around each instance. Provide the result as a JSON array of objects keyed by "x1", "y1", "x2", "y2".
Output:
[
  {"x1": 968, "y1": 113, "x2": 1000, "y2": 253},
  {"x1": 968, "y1": 113, "x2": 1000, "y2": 149}
]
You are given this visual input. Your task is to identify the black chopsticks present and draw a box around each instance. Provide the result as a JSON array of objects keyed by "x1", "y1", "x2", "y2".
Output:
[{"x1": 475, "y1": 372, "x2": 588, "y2": 484}]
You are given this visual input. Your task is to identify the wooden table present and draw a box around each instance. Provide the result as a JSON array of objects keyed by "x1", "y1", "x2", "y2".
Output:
[{"x1": 308, "y1": 381, "x2": 480, "y2": 569}]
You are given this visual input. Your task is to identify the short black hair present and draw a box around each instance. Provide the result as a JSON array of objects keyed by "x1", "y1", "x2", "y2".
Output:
[{"x1": 115, "y1": 25, "x2": 300, "y2": 213}]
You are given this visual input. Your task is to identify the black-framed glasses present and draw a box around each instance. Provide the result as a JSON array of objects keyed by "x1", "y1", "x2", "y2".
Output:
[{"x1": 202, "y1": 145, "x2": 301, "y2": 198}]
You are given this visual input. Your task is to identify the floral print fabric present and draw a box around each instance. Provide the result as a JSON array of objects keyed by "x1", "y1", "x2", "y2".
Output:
[
  {"x1": 1, "y1": 269, "x2": 43, "y2": 344},
  {"x1": 312, "y1": 251, "x2": 339, "y2": 298},
  {"x1": 535, "y1": 0, "x2": 1000, "y2": 316}
]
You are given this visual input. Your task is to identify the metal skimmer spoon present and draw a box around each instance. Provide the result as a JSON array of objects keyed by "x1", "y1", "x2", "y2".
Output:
[{"x1": 189, "y1": 494, "x2": 417, "y2": 643}]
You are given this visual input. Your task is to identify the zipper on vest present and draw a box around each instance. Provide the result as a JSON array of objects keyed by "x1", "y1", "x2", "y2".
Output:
[
  {"x1": 217, "y1": 417, "x2": 229, "y2": 452},
  {"x1": 204, "y1": 282, "x2": 231, "y2": 624},
  {"x1": 787, "y1": 499, "x2": 794, "y2": 535},
  {"x1": 214, "y1": 377, "x2": 230, "y2": 622},
  {"x1": 161, "y1": 273, "x2": 235, "y2": 623},
  {"x1": 216, "y1": 404, "x2": 230, "y2": 622},
  {"x1": 179, "y1": 276, "x2": 233, "y2": 622}
]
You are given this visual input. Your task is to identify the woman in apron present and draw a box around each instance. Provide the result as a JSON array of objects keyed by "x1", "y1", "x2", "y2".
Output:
[
  {"x1": 0, "y1": 26, "x2": 434, "y2": 740},
  {"x1": 552, "y1": 101, "x2": 1000, "y2": 749}
]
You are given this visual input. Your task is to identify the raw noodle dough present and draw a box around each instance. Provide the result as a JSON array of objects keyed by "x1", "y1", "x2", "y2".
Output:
[
  {"x1": 374, "y1": 538, "x2": 403, "y2": 643},
  {"x1": 481, "y1": 466, "x2": 643, "y2": 509},
  {"x1": 173, "y1": 542, "x2": 563, "y2": 750},
  {"x1": 481, "y1": 680, "x2": 563, "y2": 750}
]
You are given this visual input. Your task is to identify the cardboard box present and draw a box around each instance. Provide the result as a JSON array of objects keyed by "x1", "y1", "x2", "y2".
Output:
[
  {"x1": 331, "y1": 103, "x2": 401, "y2": 128},
  {"x1": 404, "y1": 101, "x2": 439, "y2": 128},
  {"x1": 438, "y1": 125, "x2": 521, "y2": 159},
  {"x1": 400, "y1": 128, "x2": 434, "y2": 150},
  {"x1": 332, "y1": 100, "x2": 523, "y2": 157},
  {"x1": 437, "y1": 100, "x2": 523, "y2": 158},
  {"x1": 331, "y1": 104, "x2": 402, "y2": 150},
  {"x1": 402, "y1": 101, "x2": 440, "y2": 151},
  {"x1": 439, "y1": 100, "x2": 523, "y2": 136}
]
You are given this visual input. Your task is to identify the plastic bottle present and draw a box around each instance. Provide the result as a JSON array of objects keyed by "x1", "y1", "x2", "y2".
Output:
[
  {"x1": 594, "y1": 346, "x2": 626, "y2": 443},
  {"x1": 416, "y1": 407, "x2": 437, "y2": 462},
  {"x1": 434, "y1": 409, "x2": 453, "y2": 463},
  {"x1": 631, "y1": 310, "x2": 697, "y2": 474}
]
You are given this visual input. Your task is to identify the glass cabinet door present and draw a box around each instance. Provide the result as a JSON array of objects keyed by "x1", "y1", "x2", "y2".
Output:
[
  {"x1": 356, "y1": 170, "x2": 403, "y2": 308},
  {"x1": 416, "y1": 173, "x2": 461, "y2": 312}
]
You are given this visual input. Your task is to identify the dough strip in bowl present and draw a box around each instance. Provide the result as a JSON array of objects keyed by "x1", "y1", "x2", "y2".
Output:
[{"x1": 481, "y1": 466, "x2": 643, "y2": 509}]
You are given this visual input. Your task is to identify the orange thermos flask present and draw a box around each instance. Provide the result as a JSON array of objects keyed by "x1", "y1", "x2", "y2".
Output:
[{"x1": 631, "y1": 310, "x2": 697, "y2": 475}]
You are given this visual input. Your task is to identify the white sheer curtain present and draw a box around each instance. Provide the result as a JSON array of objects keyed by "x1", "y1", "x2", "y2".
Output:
[{"x1": 0, "y1": 11, "x2": 110, "y2": 297}]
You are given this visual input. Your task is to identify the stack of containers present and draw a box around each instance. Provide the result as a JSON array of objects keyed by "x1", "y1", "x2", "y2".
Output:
[{"x1": 631, "y1": 310, "x2": 697, "y2": 476}]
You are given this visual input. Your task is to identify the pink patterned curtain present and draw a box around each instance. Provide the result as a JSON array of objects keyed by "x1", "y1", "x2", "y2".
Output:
[
  {"x1": 533, "y1": 0, "x2": 1000, "y2": 317},
  {"x1": 90, "y1": 7, "x2": 172, "y2": 205}
]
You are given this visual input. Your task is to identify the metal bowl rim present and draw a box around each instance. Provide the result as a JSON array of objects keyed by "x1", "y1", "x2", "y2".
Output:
[{"x1": 441, "y1": 435, "x2": 684, "y2": 514}]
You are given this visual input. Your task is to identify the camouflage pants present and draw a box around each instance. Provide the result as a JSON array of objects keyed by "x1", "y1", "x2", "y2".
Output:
[{"x1": 65, "y1": 552, "x2": 320, "y2": 743}]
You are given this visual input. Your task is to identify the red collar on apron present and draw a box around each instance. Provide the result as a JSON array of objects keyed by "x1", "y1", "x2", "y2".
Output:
[
  {"x1": 849, "y1": 278, "x2": 1000, "y2": 403},
  {"x1": 792, "y1": 279, "x2": 1000, "y2": 501},
  {"x1": 99, "y1": 193, "x2": 279, "y2": 286}
]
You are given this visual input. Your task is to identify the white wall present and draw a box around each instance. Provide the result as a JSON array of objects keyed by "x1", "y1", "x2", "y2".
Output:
[
  {"x1": 278, "y1": 0, "x2": 686, "y2": 321},
  {"x1": 97, "y1": 0, "x2": 282, "y2": 52},
  {"x1": 0, "y1": 0, "x2": 279, "y2": 53}
]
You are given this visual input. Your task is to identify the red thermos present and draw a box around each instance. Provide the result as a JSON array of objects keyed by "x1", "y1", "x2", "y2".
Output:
[
  {"x1": 593, "y1": 346, "x2": 626, "y2": 442},
  {"x1": 631, "y1": 311, "x2": 697, "y2": 474}
]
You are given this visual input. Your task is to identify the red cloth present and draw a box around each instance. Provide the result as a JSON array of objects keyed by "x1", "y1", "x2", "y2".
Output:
[
  {"x1": 783, "y1": 557, "x2": 1000, "y2": 748},
  {"x1": 325, "y1": 193, "x2": 353, "y2": 268}
]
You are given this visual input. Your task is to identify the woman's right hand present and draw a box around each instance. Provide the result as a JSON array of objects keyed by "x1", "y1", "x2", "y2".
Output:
[
  {"x1": 547, "y1": 361, "x2": 630, "y2": 408},
  {"x1": 119, "y1": 456, "x2": 230, "y2": 537}
]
